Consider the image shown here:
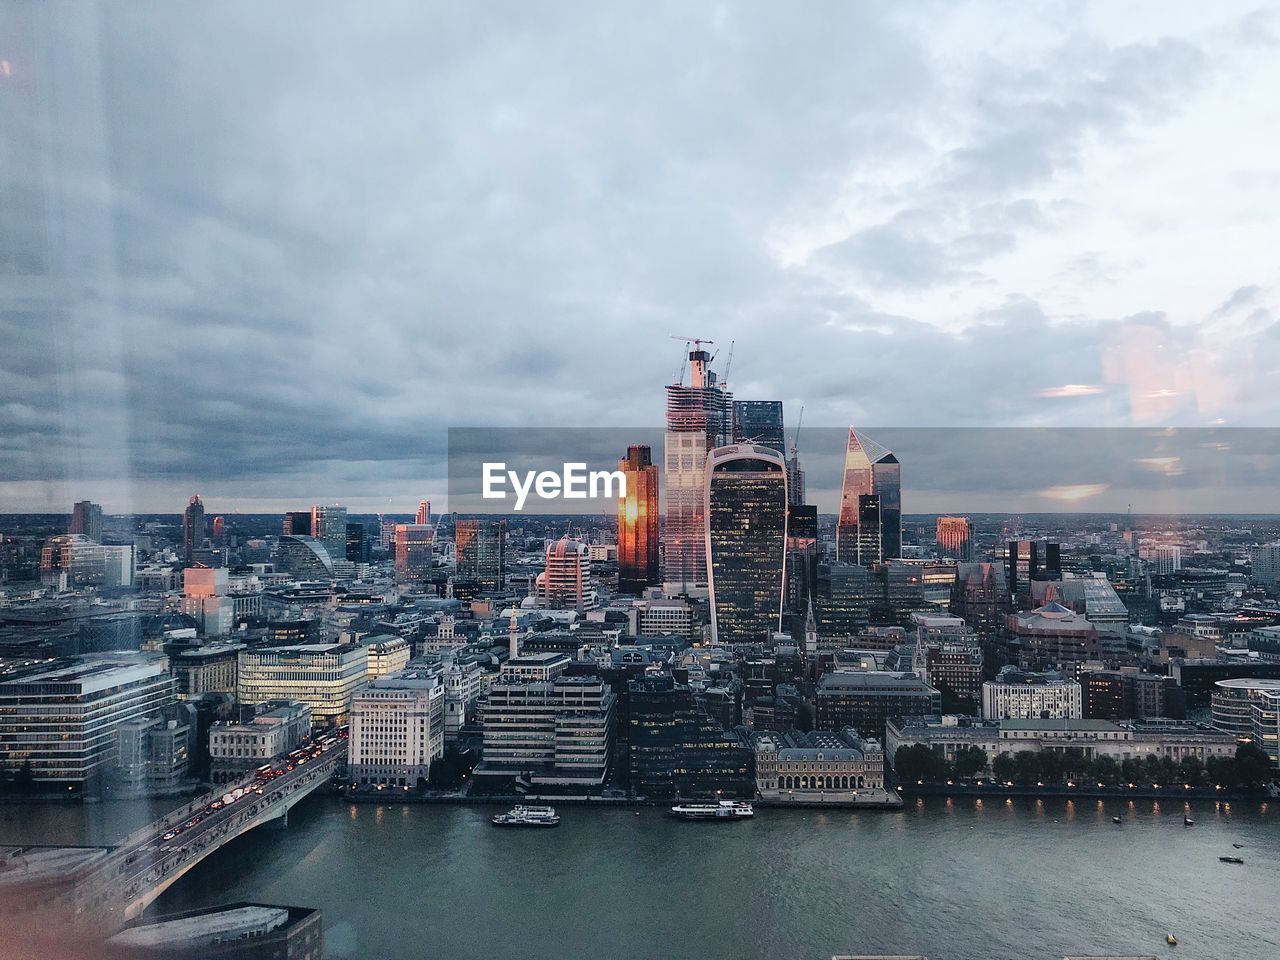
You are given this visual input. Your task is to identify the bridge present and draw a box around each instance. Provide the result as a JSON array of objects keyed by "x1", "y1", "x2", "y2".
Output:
[{"x1": 2, "y1": 732, "x2": 346, "y2": 938}]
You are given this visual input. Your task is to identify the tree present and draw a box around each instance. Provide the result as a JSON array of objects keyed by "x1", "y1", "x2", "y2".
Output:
[
  {"x1": 894, "y1": 744, "x2": 948, "y2": 783},
  {"x1": 1088, "y1": 754, "x2": 1120, "y2": 785},
  {"x1": 992, "y1": 751, "x2": 1016, "y2": 783},
  {"x1": 1233, "y1": 743, "x2": 1274, "y2": 789},
  {"x1": 952, "y1": 745, "x2": 988, "y2": 780},
  {"x1": 1177, "y1": 755, "x2": 1204, "y2": 787},
  {"x1": 1206, "y1": 755, "x2": 1237, "y2": 789},
  {"x1": 1013, "y1": 751, "x2": 1042, "y2": 785}
]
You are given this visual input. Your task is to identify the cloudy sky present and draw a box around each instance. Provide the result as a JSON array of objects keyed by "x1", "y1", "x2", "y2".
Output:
[{"x1": 3, "y1": 1, "x2": 1279, "y2": 514}]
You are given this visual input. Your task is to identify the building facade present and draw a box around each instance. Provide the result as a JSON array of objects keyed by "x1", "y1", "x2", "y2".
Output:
[
  {"x1": 237, "y1": 644, "x2": 369, "y2": 730},
  {"x1": 348, "y1": 670, "x2": 446, "y2": 787},
  {"x1": 617, "y1": 445, "x2": 660, "y2": 595},
  {"x1": 704, "y1": 443, "x2": 787, "y2": 645}
]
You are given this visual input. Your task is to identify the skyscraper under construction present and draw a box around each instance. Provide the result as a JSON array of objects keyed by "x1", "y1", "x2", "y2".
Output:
[{"x1": 663, "y1": 342, "x2": 730, "y2": 595}]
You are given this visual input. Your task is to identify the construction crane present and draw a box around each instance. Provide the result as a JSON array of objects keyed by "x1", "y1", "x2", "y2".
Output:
[
  {"x1": 669, "y1": 335, "x2": 715, "y2": 384},
  {"x1": 721, "y1": 339, "x2": 735, "y2": 385},
  {"x1": 790, "y1": 404, "x2": 805, "y2": 459}
]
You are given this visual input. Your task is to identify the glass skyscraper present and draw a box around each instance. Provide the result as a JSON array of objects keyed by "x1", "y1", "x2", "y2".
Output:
[
  {"x1": 836, "y1": 427, "x2": 901, "y2": 564},
  {"x1": 455, "y1": 518, "x2": 507, "y2": 592},
  {"x1": 731, "y1": 400, "x2": 785, "y2": 454},
  {"x1": 617, "y1": 445, "x2": 660, "y2": 595},
  {"x1": 704, "y1": 444, "x2": 787, "y2": 645},
  {"x1": 182, "y1": 494, "x2": 205, "y2": 567}
]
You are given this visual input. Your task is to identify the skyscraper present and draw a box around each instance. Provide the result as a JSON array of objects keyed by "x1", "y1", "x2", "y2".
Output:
[
  {"x1": 936, "y1": 516, "x2": 974, "y2": 561},
  {"x1": 617, "y1": 445, "x2": 660, "y2": 595},
  {"x1": 416, "y1": 499, "x2": 432, "y2": 525},
  {"x1": 705, "y1": 444, "x2": 787, "y2": 645},
  {"x1": 70, "y1": 500, "x2": 104, "y2": 543},
  {"x1": 283, "y1": 510, "x2": 312, "y2": 536},
  {"x1": 1006, "y1": 540, "x2": 1062, "y2": 599},
  {"x1": 663, "y1": 344, "x2": 730, "y2": 595},
  {"x1": 311, "y1": 505, "x2": 348, "y2": 564},
  {"x1": 785, "y1": 503, "x2": 819, "y2": 617},
  {"x1": 346, "y1": 522, "x2": 371, "y2": 563},
  {"x1": 394, "y1": 523, "x2": 434, "y2": 580},
  {"x1": 731, "y1": 400, "x2": 785, "y2": 453},
  {"x1": 455, "y1": 518, "x2": 507, "y2": 592},
  {"x1": 182, "y1": 495, "x2": 205, "y2": 567},
  {"x1": 836, "y1": 428, "x2": 901, "y2": 564},
  {"x1": 535, "y1": 536, "x2": 596, "y2": 611}
]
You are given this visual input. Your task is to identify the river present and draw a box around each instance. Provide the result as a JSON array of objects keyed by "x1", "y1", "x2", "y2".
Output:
[{"x1": 3, "y1": 795, "x2": 1277, "y2": 960}]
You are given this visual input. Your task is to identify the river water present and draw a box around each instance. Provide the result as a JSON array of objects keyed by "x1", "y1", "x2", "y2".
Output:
[{"x1": 3, "y1": 795, "x2": 1277, "y2": 960}]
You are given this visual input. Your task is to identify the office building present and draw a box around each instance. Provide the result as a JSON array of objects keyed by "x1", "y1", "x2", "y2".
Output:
[
  {"x1": 836, "y1": 428, "x2": 901, "y2": 564},
  {"x1": 705, "y1": 444, "x2": 787, "y2": 645},
  {"x1": 310, "y1": 505, "x2": 348, "y2": 565},
  {"x1": 814, "y1": 671, "x2": 941, "y2": 737},
  {"x1": 632, "y1": 598, "x2": 695, "y2": 639},
  {"x1": 1251, "y1": 542, "x2": 1280, "y2": 596},
  {"x1": 168, "y1": 644, "x2": 243, "y2": 697},
  {"x1": 70, "y1": 500, "x2": 104, "y2": 543},
  {"x1": 394, "y1": 523, "x2": 434, "y2": 580},
  {"x1": 277, "y1": 535, "x2": 336, "y2": 579},
  {"x1": 535, "y1": 536, "x2": 597, "y2": 611},
  {"x1": 731, "y1": 399, "x2": 785, "y2": 453},
  {"x1": 949, "y1": 562, "x2": 1011, "y2": 632},
  {"x1": 1006, "y1": 540, "x2": 1061, "y2": 599},
  {"x1": 628, "y1": 673, "x2": 753, "y2": 800},
  {"x1": 182, "y1": 495, "x2": 206, "y2": 567},
  {"x1": 416, "y1": 499, "x2": 432, "y2": 525},
  {"x1": 363, "y1": 634, "x2": 411, "y2": 679},
  {"x1": 282, "y1": 510, "x2": 312, "y2": 537},
  {"x1": 455, "y1": 518, "x2": 507, "y2": 593},
  {"x1": 349, "y1": 669, "x2": 446, "y2": 787},
  {"x1": 237, "y1": 643, "x2": 369, "y2": 729},
  {"x1": 115, "y1": 704, "x2": 195, "y2": 790},
  {"x1": 936, "y1": 516, "x2": 973, "y2": 561},
  {"x1": 476, "y1": 658, "x2": 616, "y2": 790},
  {"x1": 982, "y1": 667, "x2": 1082, "y2": 720},
  {"x1": 1007, "y1": 602, "x2": 1100, "y2": 670},
  {"x1": 785, "y1": 503, "x2": 819, "y2": 616},
  {"x1": 617, "y1": 445, "x2": 660, "y2": 595},
  {"x1": 663, "y1": 343, "x2": 730, "y2": 594},
  {"x1": 1210, "y1": 678, "x2": 1280, "y2": 741},
  {"x1": 39, "y1": 535, "x2": 134, "y2": 589},
  {"x1": 345, "y1": 522, "x2": 370, "y2": 563},
  {"x1": 911, "y1": 614, "x2": 984, "y2": 705},
  {"x1": 104, "y1": 903, "x2": 322, "y2": 960},
  {"x1": 0, "y1": 658, "x2": 176, "y2": 786}
]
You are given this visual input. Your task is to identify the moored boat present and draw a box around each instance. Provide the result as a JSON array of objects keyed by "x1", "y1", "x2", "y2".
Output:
[
  {"x1": 670, "y1": 800, "x2": 754, "y2": 821},
  {"x1": 1219, "y1": 855, "x2": 1244, "y2": 864},
  {"x1": 491, "y1": 804, "x2": 560, "y2": 827}
]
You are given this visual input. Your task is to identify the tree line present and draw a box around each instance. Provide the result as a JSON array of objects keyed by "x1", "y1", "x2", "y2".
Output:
[{"x1": 894, "y1": 742, "x2": 1275, "y2": 790}]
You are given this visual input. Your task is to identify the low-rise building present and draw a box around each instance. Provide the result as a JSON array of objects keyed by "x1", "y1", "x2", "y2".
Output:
[
  {"x1": 814, "y1": 670, "x2": 941, "y2": 738},
  {"x1": 982, "y1": 667, "x2": 1082, "y2": 720},
  {"x1": 362, "y1": 634, "x2": 411, "y2": 679},
  {"x1": 208, "y1": 701, "x2": 312, "y2": 782},
  {"x1": 754, "y1": 727, "x2": 888, "y2": 803},
  {"x1": 104, "y1": 902, "x2": 322, "y2": 960},
  {"x1": 886, "y1": 716, "x2": 1237, "y2": 769}
]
